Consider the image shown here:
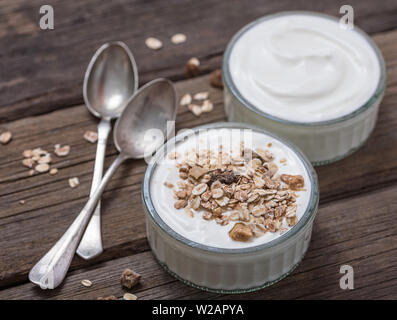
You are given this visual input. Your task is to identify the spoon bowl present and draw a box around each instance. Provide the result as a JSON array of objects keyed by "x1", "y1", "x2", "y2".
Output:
[
  {"x1": 114, "y1": 79, "x2": 177, "y2": 158},
  {"x1": 84, "y1": 41, "x2": 138, "y2": 119}
]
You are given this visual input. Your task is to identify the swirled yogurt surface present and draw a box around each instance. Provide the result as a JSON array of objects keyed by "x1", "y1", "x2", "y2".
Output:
[
  {"x1": 149, "y1": 128, "x2": 312, "y2": 249},
  {"x1": 228, "y1": 13, "x2": 381, "y2": 123}
]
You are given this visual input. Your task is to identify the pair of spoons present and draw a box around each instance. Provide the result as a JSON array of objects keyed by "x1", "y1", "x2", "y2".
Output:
[{"x1": 29, "y1": 42, "x2": 177, "y2": 289}]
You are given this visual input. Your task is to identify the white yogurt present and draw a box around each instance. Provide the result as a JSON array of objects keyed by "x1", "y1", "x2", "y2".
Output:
[
  {"x1": 149, "y1": 128, "x2": 312, "y2": 249},
  {"x1": 229, "y1": 13, "x2": 381, "y2": 123}
]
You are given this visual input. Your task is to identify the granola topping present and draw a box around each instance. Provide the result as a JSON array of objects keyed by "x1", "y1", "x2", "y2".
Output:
[
  {"x1": 151, "y1": 129, "x2": 311, "y2": 248},
  {"x1": 170, "y1": 146, "x2": 304, "y2": 242}
]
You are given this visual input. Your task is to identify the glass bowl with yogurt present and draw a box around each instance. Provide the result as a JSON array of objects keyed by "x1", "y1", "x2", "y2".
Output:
[
  {"x1": 222, "y1": 11, "x2": 386, "y2": 165},
  {"x1": 142, "y1": 122, "x2": 319, "y2": 293}
]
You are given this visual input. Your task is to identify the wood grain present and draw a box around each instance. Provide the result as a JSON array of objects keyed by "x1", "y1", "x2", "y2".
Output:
[
  {"x1": 2, "y1": 0, "x2": 397, "y2": 122},
  {"x1": 0, "y1": 9, "x2": 397, "y2": 299},
  {"x1": 1, "y1": 183, "x2": 395, "y2": 299},
  {"x1": 1, "y1": 47, "x2": 397, "y2": 291}
]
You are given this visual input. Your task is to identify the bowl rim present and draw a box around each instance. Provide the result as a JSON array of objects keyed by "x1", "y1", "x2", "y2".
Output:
[
  {"x1": 142, "y1": 122, "x2": 319, "y2": 254},
  {"x1": 222, "y1": 11, "x2": 387, "y2": 127}
]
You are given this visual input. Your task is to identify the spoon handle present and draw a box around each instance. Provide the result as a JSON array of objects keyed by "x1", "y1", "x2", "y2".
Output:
[
  {"x1": 29, "y1": 153, "x2": 127, "y2": 289},
  {"x1": 76, "y1": 119, "x2": 111, "y2": 260}
]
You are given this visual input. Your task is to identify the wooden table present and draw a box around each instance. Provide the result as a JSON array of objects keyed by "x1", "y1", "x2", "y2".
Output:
[{"x1": 0, "y1": 0, "x2": 396, "y2": 300}]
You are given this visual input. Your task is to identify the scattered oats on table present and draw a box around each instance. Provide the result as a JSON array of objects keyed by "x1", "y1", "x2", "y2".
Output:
[
  {"x1": 201, "y1": 100, "x2": 213, "y2": 113},
  {"x1": 193, "y1": 91, "x2": 209, "y2": 101},
  {"x1": 180, "y1": 93, "x2": 192, "y2": 106},
  {"x1": 120, "y1": 268, "x2": 141, "y2": 289},
  {"x1": 35, "y1": 163, "x2": 50, "y2": 173},
  {"x1": 23, "y1": 149, "x2": 33, "y2": 158},
  {"x1": 68, "y1": 177, "x2": 80, "y2": 188},
  {"x1": 171, "y1": 33, "x2": 186, "y2": 44},
  {"x1": 184, "y1": 57, "x2": 200, "y2": 78},
  {"x1": 0, "y1": 131, "x2": 12, "y2": 144},
  {"x1": 188, "y1": 104, "x2": 202, "y2": 117},
  {"x1": 209, "y1": 69, "x2": 223, "y2": 89},
  {"x1": 84, "y1": 130, "x2": 98, "y2": 143},
  {"x1": 81, "y1": 279, "x2": 92, "y2": 287},
  {"x1": 19, "y1": 200, "x2": 25, "y2": 205},
  {"x1": 123, "y1": 293, "x2": 138, "y2": 300},
  {"x1": 54, "y1": 144, "x2": 70, "y2": 157},
  {"x1": 145, "y1": 37, "x2": 162, "y2": 50},
  {"x1": 22, "y1": 158, "x2": 34, "y2": 168},
  {"x1": 49, "y1": 168, "x2": 58, "y2": 175}
]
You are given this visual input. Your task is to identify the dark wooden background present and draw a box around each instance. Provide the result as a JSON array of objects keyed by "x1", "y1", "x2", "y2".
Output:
[{"x1": 0, "y1": 0, "x2": 396, "y2": 299}]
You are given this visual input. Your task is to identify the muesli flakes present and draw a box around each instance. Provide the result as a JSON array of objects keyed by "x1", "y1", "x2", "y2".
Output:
[
  {"x1": 123, "y1": 293, "x2": 138, "y2": 300},
  {"x1": 171, "y1": 33, "x2": 186, "y2": 44},
  {"x1": 22, "y1": 158, "x2": 35, "y2": 168},
  {"x1": 193, "y1": 92, "x2": 209, "y2": 101},
  {"x1": 54, "y1": 144, "x2": 70, "y2": 157},
  {"x1": 188, "y1": 104, "x2": 202, "y2": 117},
  {"x1": 180, "y1": 93, "x2": 192, "y2": 106},
  {"x1": 167, "y1": 145, "x2": 303, "y2": 242},
  {"x1": 68, "y1": 177, "x2": 80, "y2": 188},
  {"x1": 164, "y1": 181, "x2": 174, "y2": 189},
  {"x1": 201, "y1": 100, "x2": 213, "y2": 113},
  {"x1": 23, "y1": 149, "x2": 33, "y2": 158},
  {"x1": 120, "y1": 268, "x2": 141, "y2": 289},
  {"x1": 84, "y1": 130, "x2": 98, "y2": 143},
  {"x1": 145, "y1": 37, "x2": 162, "y2": 50},
  {"x1": 209, "y1": 69, "x2": 223, "y2": 89},
  {"x1": 184, "y1": 57, "x2": 200, "y2": 78},
  {"x1": 35, "y1": 163, "x2": 50, "y2": 173},
  {"x1": 81, "y1": 279, "x2": 92, "y2": 287},
  {"x1": 0, "y1": 131, "x2": 12, "y2": 144}
]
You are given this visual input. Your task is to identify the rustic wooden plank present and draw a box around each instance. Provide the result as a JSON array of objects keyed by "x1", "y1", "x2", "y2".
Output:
[
  {"x1": 1, "y1": 28, "x2": 397, "y2": 290},
  {"x1": 1, "y1": 29, "x2": 397, "y2": 289},
  {"x1": 1, "y1": 183, "x2": 396, "y2": 299},
  {"x1": 2, "y1": 0, "x2": 397, "y2": 122}
]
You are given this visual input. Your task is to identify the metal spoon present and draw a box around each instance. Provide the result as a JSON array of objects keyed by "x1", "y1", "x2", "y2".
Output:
[
  {"x1": 29, "y1": 79, "x2": 177, "y2": 289},
  {"x1": 77, "y1": 41, "x2": 138, "y2": 260}
]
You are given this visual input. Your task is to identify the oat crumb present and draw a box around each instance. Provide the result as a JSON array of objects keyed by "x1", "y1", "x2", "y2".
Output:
[
  {"x1": 81, "y1": 279, "x2": 92, "y2": 287},
  {"x1": 84, "y1": 131, "x2": 98, "y2": 143},
  {"x1": 145, "y1": 37, "x2": 162, "y2": 50},
  {"x1": 69, "y1": 177, "x2": 80, "y2": 188},
  {"x1": 180, "y1": 93, "x2": 192, "y2": 106},
  {"x1": 184, "y1": 57, "x2": 200, "y2": 78},
  {"x1": 171, "y1": 33, "x2": 186, "y2": 44},
  {"x1": 0, "y1": 131, "x2": 12, "y2": 144},
  {"x1": 123, "y1": 293, "x2": 138, "y2": 300},
  {"x1": 54, "y1": 144, "x2": 70, "y2": 157},
  {"x1": 120, "y1": 268, "x2": 141, "y2": 289},
  {"x1": 164, "y1": 181, "x2": 174, "y2": 189},
  {"x1": 193, "y1": 92, "x2": 209, "y2": 101},
  {"x1": 209, "y1": 69, "x2": 223, "y2": 89}
]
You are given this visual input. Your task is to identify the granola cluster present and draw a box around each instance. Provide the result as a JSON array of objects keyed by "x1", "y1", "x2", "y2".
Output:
[{"x1": 166, "y1": 144, "x2": 305, "y2": 242}]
